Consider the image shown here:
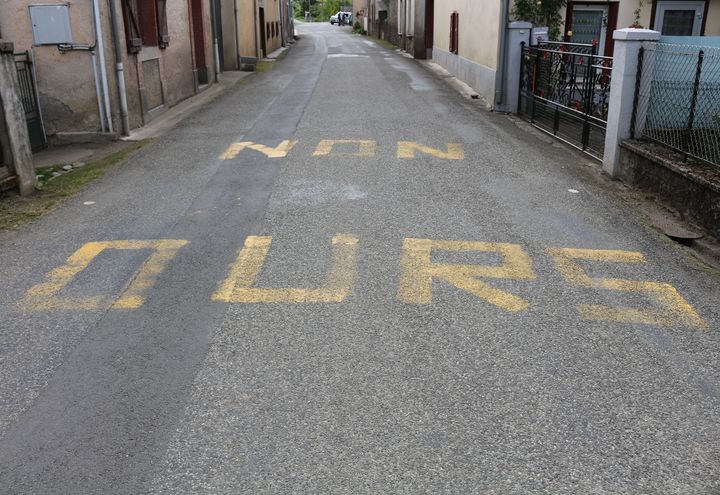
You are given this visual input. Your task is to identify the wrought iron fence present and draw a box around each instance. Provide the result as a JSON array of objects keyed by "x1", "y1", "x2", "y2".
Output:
[
  {"x1": 518, "y1": 41, "x2": 613, "y2": 160},
  {"x1": 633, "y1": 43, "x2": 720, "y2": 167}
]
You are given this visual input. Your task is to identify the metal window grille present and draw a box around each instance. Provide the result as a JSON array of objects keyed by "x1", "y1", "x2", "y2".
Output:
[{"x1": 635, "y1": 43, "x2": 720, "y2": 168}]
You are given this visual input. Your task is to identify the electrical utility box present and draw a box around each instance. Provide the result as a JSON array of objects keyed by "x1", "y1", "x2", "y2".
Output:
[
  {"x1": 29, "y1": 4, "x2": 73, "y2": 45},
  {"x1": 530, "y1": 27, "x2": 549, "y2": 46}
]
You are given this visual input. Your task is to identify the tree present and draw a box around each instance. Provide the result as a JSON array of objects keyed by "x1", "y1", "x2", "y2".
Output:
[
  {"x1": 319, "y1": 0, "x2": 345, "y2": 20},
  {"x1": 294, "y1": 1, "x2": 305, "y2": 19},
  {"x1": 512, "y1": 0, "x2": 567, "y2": 40},
  {"x1": 294, "y1": 0, "x2": 348, "y2": 22}
]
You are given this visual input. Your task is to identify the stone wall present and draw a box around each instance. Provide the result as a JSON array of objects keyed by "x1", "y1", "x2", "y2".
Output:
[
  {"x1": 620, "y1": 141, "x2": 720, "y2": 239},
  {"x1": 431, "y1": 47, "x2": 496, "y2": 106}
]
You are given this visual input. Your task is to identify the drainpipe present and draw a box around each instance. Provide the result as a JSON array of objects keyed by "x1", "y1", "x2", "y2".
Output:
[
  {"x1": 186, "y1": 0, "x2": 198, "y2": 92},
  {"x1": 494, "y1": 0, "x2": 511, "y2": 109},
  {"x1": 107, "y1": 0, "x2": 130, "y2": 136},
  {"x1": 253, "y1": 0, "x2": 259, "y2": 59},
  {"x1": 279, "y1": 0, "x2": 286, "y2": 47},
  {"x1": 234, "y1": 0, "x2": 242, "y2": 68},
  {"x1": 404, "y1": 0, "x2": 414, "y2": 46},
  {"x1": 209, "y1": 0, "x2": 221, "y2": 77},
  {"x1": 59, "y1": 2, "x2": 105, "y2": 132},
  {"x1": 91, "y1": 52, "x2": 106, "y2": 131},
  {"x1": 93, "y1": 0, "x2": 113, "y2": 132},
  {"x1": 398, "y1": 0, "x2": 403, "y2": 47},
  {"x1": 403, "y1": 0, "x2": 408, "y2": 47}
]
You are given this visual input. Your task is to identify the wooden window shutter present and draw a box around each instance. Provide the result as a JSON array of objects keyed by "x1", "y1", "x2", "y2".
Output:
[
  {"x1": 122, "y1": 0, "x2": 143, "y2": 53},
  {"x1": 156, "y1": 0, "x2": 170, "y2": 48},
  {"x1": 450, "y1": 12, "x2": 459, "y2": 54}
]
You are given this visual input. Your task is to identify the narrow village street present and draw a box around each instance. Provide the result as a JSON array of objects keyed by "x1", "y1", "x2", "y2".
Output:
[{"x1": 1, "y1": 22, "x2": 719, "y2": 493}]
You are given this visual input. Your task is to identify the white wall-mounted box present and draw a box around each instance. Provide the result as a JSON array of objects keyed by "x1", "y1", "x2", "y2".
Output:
[
  {"x1": 29, "y1": 4, "x2": 73, "y2": 45},
  {"x1": 530, "y1": 27, "x2": 549, "y2": 46}
]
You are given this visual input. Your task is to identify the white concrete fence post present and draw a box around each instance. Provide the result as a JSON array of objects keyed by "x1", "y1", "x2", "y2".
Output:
[
  {"x1": 603, "y1": 28, "x2": 660, "y2": 177},
  {"x1": 0, "y1": 40, "x2": 37, "y2": 196}
]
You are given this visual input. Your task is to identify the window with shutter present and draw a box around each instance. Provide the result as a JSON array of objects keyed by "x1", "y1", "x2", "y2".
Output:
[
  {"x1": 454, "y1": 13, "x2": 459, "y2": 54},
  {"x1": 122, "y1": 0, "x2": 169, "y2": 51},
  {"x1": 155, "y1": 0, "x2": 169, "y2": 48},
  {"x1": 449, "y1": 12, "x2": 459, "y2": 55},
  {"x1": 138, "y1": 0, "x2": 158, "y2": 46},
  {"x1": 122, "y1": 0, "x2": 143, "y2": 53}
]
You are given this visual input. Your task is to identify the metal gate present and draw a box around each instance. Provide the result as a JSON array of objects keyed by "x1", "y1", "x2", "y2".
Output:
[
  {"x1": 517, "y1": 41, "x2": 612, "y2": 160},
  {"x1": 14, "y1": 51, "x2": 47, "y2": 151}
]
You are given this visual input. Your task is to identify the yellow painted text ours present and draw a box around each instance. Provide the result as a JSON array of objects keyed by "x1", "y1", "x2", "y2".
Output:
[
  {"x1": 547, "y1": 247, "x2": 707, "y2": 328},
  {"x1": 213, "y1": 234, "x2": 358, "y2": 303},
  {"x1": 398, "y1": 238, "x2": 535, "y2": 311},
  {"x1": 17, "y1": 240, "x2": 188, "y2": 311}
]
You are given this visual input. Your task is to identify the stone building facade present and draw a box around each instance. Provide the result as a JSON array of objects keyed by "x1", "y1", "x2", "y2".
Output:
[
  {"x1": 365, "y1": 0, "x2": 430, "y2": 59},
  {"x1": 219, "y1": 0, "x2": 286, "y2": 71},
  {"x1": 0, "y1": 0, "x2": 216, "y2": 138}
]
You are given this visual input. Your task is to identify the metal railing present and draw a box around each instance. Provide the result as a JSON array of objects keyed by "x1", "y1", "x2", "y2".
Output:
[
  {"x1": 518, "y1": 41, "x2": 613, "y2": 160},
  {"x1": 633, "y1": 43, "x2": 720, "y2": 167}
]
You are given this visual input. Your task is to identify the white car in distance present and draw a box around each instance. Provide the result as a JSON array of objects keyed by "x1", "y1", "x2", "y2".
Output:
[{"x1": 330, "y1": 12, "x2": 352, "y2": 25}]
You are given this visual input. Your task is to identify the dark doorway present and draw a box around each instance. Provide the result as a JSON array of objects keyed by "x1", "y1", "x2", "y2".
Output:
[
  {"x1": 190, "y1": 0, "x2": 208, "y2": 85},
  {"x1": 425, "y1": 0, "x2": 434, "y2": 59},
  {"x1": 259, "y1": 8, "x2": 267, "y2": 58},
  {"x1": 14, "y1": 52, "x2": 47, "y2": 151},
  {"x1": 378, "y1": 10, "x2": 387, "y2": 40}
]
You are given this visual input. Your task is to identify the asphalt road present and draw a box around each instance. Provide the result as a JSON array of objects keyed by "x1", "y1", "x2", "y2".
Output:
[{"x1": 1, "y1": 23, "x2": 719, "y2": 494}]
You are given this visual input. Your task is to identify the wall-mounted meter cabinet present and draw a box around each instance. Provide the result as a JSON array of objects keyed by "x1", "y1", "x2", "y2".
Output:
[
  {"x1": 29, "y1": 4, "x2": 73, "y2": 45},
  {"x1": 530, "y1": 27, "x2": 549, "y2": 46}
]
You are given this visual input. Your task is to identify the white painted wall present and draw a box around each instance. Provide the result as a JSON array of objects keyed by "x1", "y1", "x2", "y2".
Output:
[{"x1": 434, "y1": 0, "x2": 502, "y2": 70}]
